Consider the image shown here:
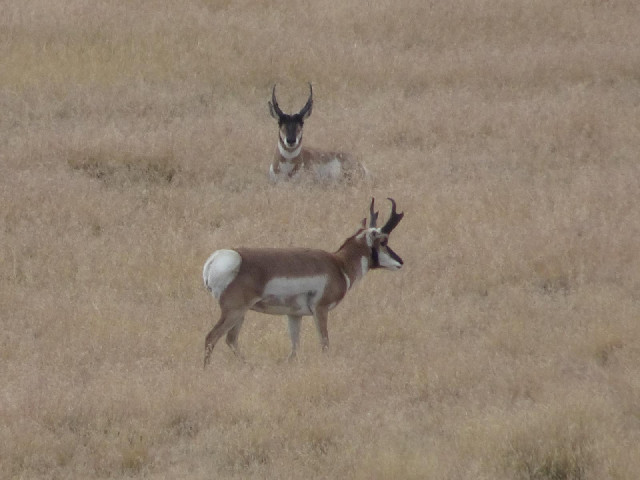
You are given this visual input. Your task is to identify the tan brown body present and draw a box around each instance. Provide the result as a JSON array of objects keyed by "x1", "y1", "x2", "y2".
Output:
[
  {"x1": 225, "y1": 247, "x2": 351, "y2": 313},
  {"x1": 202, "y1": 199, "x2": 404, "y2": 366},
  {"x1": 270, "y1": 146, "x2": 366, "y2": 182}
]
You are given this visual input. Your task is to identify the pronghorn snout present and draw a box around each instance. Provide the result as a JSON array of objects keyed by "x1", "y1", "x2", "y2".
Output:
[
  {"x1": 369, "y1": 198, "x2": 405, "y2": 271},
  {"x1": 387, "y1": 246, "x2": 404, "y2": 269},
  {"x1": 284, "y1": 135, "x2": 298, "y2": 147},
  {"x1": 375, "y1": 244, "x2": 403, "y2": 270},
  {"x1": 281, "y1": 124, "x2": 301, "y2": 147}
]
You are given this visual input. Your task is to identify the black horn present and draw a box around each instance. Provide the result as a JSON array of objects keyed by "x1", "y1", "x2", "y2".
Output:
[
  {"x1": 298, "y1": 83, "x2": 313, "y2": 118},
  {"x1": 381, "y1": 198, "x2": 404, "y2": 234},
  {"x1": 369, "y1": 197, "x2": 379, "y2": 228},
  {"x1": 270, "y1": 84, "x2": 284, "y2": 118}
]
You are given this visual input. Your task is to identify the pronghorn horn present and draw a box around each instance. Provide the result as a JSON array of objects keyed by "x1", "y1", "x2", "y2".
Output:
[
  {"x1": 381, "y1": 198, "x2": 404, "y2": 234},
  {"x1": 270, "y1": 84, "x2": 284, "y2": 117},
  {"x1": 298, "y1": 83, "x2": 313, "y2": 117},
  {"x1": 369, "y1": 197, "x2": 379, "y2": 228}
]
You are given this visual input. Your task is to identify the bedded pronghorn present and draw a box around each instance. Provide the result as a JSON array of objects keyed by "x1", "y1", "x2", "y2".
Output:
[
  {"x1": 268, "y1": 83, "x2": 367, "y2": 182},
  {"x1": 202, "y1": 198, "x2": 404, "y2": 366}
]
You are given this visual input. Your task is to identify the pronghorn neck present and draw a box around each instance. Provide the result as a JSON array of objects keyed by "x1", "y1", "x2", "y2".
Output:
[
  {"x1": 334, "y1": 231, "x2": 372, "y2": 289},
  {"x1": 278, "y1": 138, "x2": 303, "y2": 160}
]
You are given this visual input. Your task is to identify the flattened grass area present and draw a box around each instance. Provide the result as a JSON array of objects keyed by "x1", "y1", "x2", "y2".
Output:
[{"x1": 2, "y1": 0, "x2": 640, "y2": 478}]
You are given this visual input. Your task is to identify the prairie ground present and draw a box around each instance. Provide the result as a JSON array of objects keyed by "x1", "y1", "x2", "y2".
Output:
[{"x1": 2, "y1": 1, "x2": 640, "y2": 478}]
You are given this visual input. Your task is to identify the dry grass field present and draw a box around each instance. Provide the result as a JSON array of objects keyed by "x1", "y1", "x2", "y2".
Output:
[{"x1": 2, "y1": 0, "x2": 640, "y2": 478}]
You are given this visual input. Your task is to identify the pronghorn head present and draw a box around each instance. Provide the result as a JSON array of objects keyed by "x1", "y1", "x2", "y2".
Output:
[
  {"x1": 362, "y1": 198, "x2": 405, "y2": 271},
  {"x1": 269, "y1": 83, "x2": 313, "y2": 151}
]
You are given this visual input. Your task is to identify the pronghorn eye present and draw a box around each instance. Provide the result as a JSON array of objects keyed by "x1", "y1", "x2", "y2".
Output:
[{"x1": 381, "y1": 239, "x2": 388, "y2": 247}]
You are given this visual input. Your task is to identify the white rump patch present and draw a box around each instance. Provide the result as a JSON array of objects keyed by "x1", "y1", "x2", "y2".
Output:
[
  {"x1": 313, "y1": 157, "x2": 342, "y2": 180},
  {"x1": 203, "y1": 249, "x2": 242, "y2": 300}
]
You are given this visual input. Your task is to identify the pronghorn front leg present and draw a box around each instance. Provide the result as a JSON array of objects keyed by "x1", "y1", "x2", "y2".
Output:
[
  {"x1": 204, "y1": 308, "x2": 247, "y2": 367},
  {"x1": 312, "y1": 306, "x2": 330, "y2": 352},
  {"x1": 287, "y1": 315, "x2": 302, "y2": 361}
]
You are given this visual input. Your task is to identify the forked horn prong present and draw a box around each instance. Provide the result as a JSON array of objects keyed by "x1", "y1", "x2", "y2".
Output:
[
  {"x1": 369, "y1": 197, "x2": 379, "y2": 228},
  {"x1": 380, "y1": 198, "x2": 404, "y2": 234}
]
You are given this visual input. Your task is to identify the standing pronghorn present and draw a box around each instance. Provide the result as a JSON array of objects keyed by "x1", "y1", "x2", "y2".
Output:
[
  {"x1": 202, "y1": 198, "x2": 404, "y2": 366},
  {"x1": 268, "y1": 83, "x2": 367, "y2": 182}
]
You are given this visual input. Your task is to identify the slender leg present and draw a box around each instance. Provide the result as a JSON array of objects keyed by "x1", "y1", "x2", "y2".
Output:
[
  {"x1": 287, "y1": 315, "x2": 302, "y2": 361},
  {"x1": 204, "y1": 309, "x2": 246, "y2": 368},
  {"x1": 312, "y1": 307, "x2": 329, "y2": 352},
  {"x1": 225, "y1": 318, "x2": 245, "y2": 357}
]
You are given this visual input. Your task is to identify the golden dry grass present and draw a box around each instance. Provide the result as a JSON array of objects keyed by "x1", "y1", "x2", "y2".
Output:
[{"x1": 2, "y1": 0, "x2": 640, "y2": 478}]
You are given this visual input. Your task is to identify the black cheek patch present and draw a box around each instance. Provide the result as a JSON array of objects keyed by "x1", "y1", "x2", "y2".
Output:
[{"x1": 371, "y1": 248, "x2": 380, "y2": 268}]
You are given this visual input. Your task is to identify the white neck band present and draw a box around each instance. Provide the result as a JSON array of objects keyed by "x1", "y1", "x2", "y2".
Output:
[{"x1": 278, "y1": 141, "x2": 302, "y2": 160}]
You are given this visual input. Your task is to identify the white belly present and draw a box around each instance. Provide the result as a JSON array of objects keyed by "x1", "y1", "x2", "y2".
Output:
[{"x1": 251, "y1": 276, "x2": 327, "y2": 316}]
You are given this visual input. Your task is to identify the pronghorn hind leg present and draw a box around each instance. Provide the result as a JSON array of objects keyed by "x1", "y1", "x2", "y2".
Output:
[
  {"x1": 204, "y1": 309, "x2": 246, "y2": 367},
  {"x1": 312, "y1": 307, "x2": 330, "y2": 352},
  {"x1": 287, "y1": 315, "x2": 302, "y2": 361},
  {"x1": 225, "y1": 319, "x2": 245, "y2": 358}
]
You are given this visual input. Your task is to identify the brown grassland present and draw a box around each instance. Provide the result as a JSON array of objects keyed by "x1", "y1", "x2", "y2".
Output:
[{"x1": 2, "y1": 0, "x2": 640, "y2": 478}]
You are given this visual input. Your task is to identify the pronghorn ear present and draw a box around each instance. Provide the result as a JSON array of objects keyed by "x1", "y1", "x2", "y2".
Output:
[
  {"x1": 360, "y1": 218, "x2": 367, "y2": 229},
  {"x1": 369, "y1": 229, "x2": 382, "y2": 240},
  {"x1": 364, "y1": 228, "x2": 381, "y2": 247}
]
